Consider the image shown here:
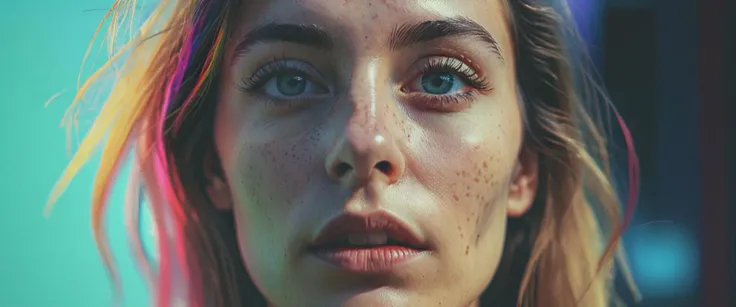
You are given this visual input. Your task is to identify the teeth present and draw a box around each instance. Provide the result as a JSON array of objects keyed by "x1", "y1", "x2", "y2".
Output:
[
  {"x1": 347, "y1": 233, "x2": 367, "y2": 245},
  {"x1": 367, "y1": 232, "x2": 388, "y2": 245},
  {"x1": 348, "y1": 231, "x2": 388, "y2": 246}
]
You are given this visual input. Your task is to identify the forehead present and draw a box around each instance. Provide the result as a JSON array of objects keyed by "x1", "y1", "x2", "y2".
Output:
[{"x1": 233, "y1": 0, "x2": 511, "y2": 49}]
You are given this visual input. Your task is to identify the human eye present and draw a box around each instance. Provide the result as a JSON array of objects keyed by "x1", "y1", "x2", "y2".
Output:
[
  {"x1": 238, "y1": 58, "x2": 330, "y2": 106},
  {"x1": 401, "y1": 56, "x2": 493, "y2": 112}
]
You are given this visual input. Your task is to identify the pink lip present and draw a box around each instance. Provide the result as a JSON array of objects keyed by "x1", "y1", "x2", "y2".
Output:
[
  {"x1": 308, "y1": 211, "x2": 429, "y2": 273},
  {"x1": 310, "y1": 246, "x2": 426, "y2": 273}
]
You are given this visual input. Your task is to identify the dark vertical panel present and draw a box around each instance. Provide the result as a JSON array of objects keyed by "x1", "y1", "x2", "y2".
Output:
[
  {"x1": 728, "y1": 3, "x2": 736, "y2": 306},
  {"x1": 730, "y1": 2, "x2": 736, "y2": 306},
  {"x1": 654, "y1": 0, "x2": 701, "y2": 305},
  {"x1": 602, "y1": 8, "x2": 657, "y2": 218},
  {"x1": 698, "y1": 0, "x2": 731, "y2": 305},
  {"x1": 654, "y1": 0, "x2": 700, "y2": 221},
  {"x1": 602, "y1": 8, "x2": 657, "y2": 305}
]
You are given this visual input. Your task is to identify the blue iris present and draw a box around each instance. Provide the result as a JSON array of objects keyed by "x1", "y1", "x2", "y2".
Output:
[
  {"x1": 275, "y1": 73, "x2": 307, "y2": 96},
  {"x1": 420, "y1": 72, "x2": 460, "y2": 94}
]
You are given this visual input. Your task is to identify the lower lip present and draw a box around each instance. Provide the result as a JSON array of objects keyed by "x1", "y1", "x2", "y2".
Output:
[{"x1": 310, "y1": 246, "x2": 425, "y2": 273}]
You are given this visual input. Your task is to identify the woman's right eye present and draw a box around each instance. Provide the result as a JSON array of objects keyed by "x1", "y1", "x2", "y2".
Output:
[{"x1": 260, "y1": 71, "x2": 329, "y2": 99}]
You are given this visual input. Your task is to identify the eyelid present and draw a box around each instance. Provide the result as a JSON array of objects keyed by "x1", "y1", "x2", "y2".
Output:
[
  {"x1": 401, "y1": 55, "x2": 492, "y2": 93},
  {"x1": 242, "y1": 58, "x2": 329, "y2": 91}
]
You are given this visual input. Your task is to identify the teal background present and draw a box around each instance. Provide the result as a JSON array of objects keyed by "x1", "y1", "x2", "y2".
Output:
[{"x1": 0, "y1": 1, "x2": 151, "y2": 306}]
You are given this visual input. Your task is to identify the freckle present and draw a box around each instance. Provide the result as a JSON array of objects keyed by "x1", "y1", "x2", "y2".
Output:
[
  {"x1": 465, "y1": 245, "x2": 469, "y2": 255},
  {"x1": 466, "y1": 217, "x2": 470, "y2": 222},
  {"x1": 474, "y1": 177, "x2": 479, "y2": 183},
  {"x1": 465, "y1": 192, "x2": 470, "y2": 197}
]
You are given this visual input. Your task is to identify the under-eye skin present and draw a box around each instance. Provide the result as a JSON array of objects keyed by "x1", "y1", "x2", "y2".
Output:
[
  {"x1": 238, "y1": 57, "x2": 331, "y2": 111},
  {"x1": 401, "y1": 56, "x2": 493, "y2": 112}
]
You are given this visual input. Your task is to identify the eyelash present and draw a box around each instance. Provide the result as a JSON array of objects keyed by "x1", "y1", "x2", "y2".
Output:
[
  {"x1": 413, "y1": 57, "x2": 491, "y2": 92},
  {"x1": 402, "y1": 57, "x2": 492, "y2": 111},
  {"x1": 238, "y1": 57, "x2": 313, "y2": 92}
]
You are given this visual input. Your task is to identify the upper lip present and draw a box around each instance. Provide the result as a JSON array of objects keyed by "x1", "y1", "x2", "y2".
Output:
[{"x1": 310, "y1": 211, "x2": 427, "y2": 249}]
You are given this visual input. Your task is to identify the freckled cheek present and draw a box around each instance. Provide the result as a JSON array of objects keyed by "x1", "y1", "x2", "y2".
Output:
[
  {"x1": 451, "y1": 155, "x2": 507, "y2": 231},
  {"x1": 235, "y1": 141, "x2": 321, "y2": 204},
  {"x1": 423, "y1": 135, "x2": 515, "y2": 251}
]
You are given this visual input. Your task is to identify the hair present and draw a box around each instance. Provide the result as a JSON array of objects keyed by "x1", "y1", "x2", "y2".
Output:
[{"x1": 46, "y1": 0, "x2": 640, "y2": 306}]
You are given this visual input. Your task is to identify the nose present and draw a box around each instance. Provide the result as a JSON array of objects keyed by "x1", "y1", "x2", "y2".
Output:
[{"x1": 325, "y1": 120, "x2": 406, "y2": 187}]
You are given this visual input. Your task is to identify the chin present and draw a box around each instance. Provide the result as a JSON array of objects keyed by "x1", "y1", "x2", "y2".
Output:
[{"x1": 318, "y1": 287, "x2": 415, "y2": 307}]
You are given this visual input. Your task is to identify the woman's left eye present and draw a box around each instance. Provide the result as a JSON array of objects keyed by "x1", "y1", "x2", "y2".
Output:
[
  {"x1": 411, "y1": 71, "x2": 469, "y2": 95},
  {"x1": 262, "y1": 72, "x2": 328, "y2": 98}
]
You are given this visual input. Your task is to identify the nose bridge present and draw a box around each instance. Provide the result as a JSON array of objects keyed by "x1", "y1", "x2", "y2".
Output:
[
  {"x1": 325, "y1": 60, "x2": 405, "y2": 186},
  {"x1": 349, "y1": 57, "x2": 382, "y2": 126}
]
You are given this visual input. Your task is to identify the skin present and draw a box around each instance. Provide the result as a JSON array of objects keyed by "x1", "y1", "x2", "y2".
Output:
[{"x1": 206, "y1": 0, "x2": 539, "y2": 306}]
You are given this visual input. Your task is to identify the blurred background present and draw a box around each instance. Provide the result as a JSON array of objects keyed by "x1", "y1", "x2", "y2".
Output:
[{"x1": 0, "y1": 0, "x2": 732, "y2": 306}]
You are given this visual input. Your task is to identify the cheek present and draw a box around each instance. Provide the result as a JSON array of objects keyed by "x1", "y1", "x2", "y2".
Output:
[
  {"x1": 438, "y1": 145, "x2": 513, "y2": 255},
  {"x1": 413, "y1": 113, "x2": 521, "y2": 246},
  {"x1": 219, "y1": 131, "x2": 325, "y2": 234},
  {"x1": 213, "y1": 109, "x2": 327, "y2": 288},
  {"x1": 214, "y1": 91, "x2": 327, "y2": 219},
  {"x1": 410, "y1": 122, "x2": 518, "y2": 293}
]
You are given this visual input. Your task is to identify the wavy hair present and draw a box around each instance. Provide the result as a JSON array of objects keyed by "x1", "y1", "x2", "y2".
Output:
[{"x1": 47, "y1": 0, "x2": 640, "y2": 306}]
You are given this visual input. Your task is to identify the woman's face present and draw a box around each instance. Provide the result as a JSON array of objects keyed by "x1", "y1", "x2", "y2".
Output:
[{"x1": 209, "y1": 0, "x2": 538, "y2": 306}]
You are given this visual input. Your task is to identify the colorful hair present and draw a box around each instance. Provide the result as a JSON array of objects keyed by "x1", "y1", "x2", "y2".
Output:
[
  {"x1": 47, "y1": 0, "x2": 233, "y2": 305},
  {"x1": 47, "y1": 0, "x2": 640, "y2": 306}
]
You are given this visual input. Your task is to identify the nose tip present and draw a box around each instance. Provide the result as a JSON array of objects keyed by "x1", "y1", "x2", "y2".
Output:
[{"x1": 326, "y1": 133, "x2": 405, "y2": 186}]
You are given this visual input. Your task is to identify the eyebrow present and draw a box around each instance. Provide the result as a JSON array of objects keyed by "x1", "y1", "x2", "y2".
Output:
[
  {"x1": 389, "y1": 17, "x2": 503, "y2": 60},
  {"x1": 231, "y1": 17, "x2": 503, "y2": 62},
  {"x1": 231, "y1": 23, "x2": 334, "y2": 61}
]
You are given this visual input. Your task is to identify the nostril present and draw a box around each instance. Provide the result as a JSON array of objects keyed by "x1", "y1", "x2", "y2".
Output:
[
  {"x1": 375, "y1": 160, "x2": 392, "y2": 175},
  {"x1": 335, "y1": 162, "x2": 352, "y2": 177}
]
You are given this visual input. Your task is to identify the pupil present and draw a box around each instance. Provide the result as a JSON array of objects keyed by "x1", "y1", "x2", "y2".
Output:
[
  {"x1": 422, "y1": 72, "x2": 454, "y2": 94},
  {"x1": 277, "y1": 74, "x2": 306, "y2": 96}
]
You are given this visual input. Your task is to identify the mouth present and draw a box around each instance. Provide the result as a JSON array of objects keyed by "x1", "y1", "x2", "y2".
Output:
[{"x1": 308, "y1": 212, "x2": 429, "y2": 274}]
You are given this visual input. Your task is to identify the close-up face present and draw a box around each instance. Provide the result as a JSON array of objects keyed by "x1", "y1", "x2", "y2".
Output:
[{"x1": 208, "y1": 0, "x2": 539, "y2": 306}]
